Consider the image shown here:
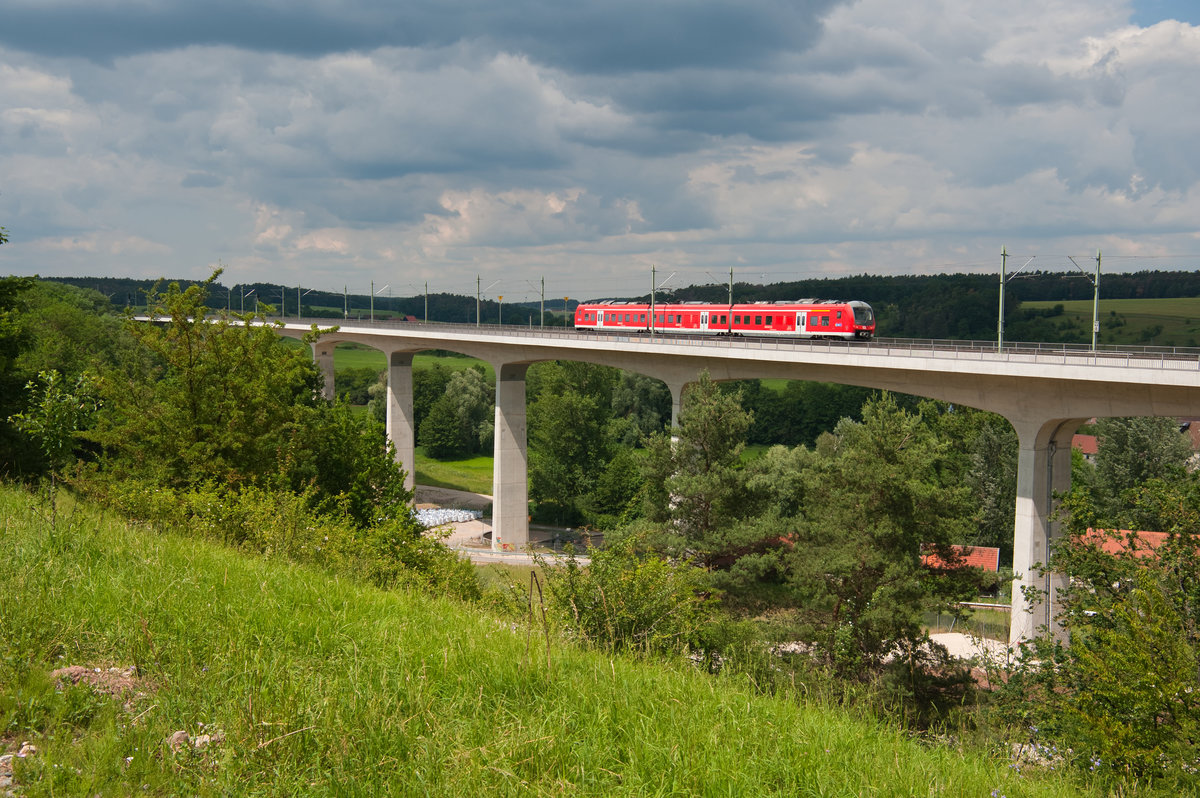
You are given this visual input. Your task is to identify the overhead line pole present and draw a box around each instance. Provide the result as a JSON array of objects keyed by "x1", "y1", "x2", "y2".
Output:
[
  {"x1": 1067, "y1": 249, "x2": 1102, "y2": 351},
  {"x1": 650, "y1": 265, "x2": 656, "y2": 337},
  {"x1": 998, "y1": 246, "x2": 1036, "y2": 351},
  {"x1": 999, "y1": 247, "x2": 1006, "y2": 350},
  {"x1": 649, "y1": 266, "x2": 676, "y2": 338}
]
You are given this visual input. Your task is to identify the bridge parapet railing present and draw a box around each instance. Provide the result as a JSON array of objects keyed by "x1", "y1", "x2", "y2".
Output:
[{"x1": 278, "y1": 317, "x2": 1200, "y2": 371}]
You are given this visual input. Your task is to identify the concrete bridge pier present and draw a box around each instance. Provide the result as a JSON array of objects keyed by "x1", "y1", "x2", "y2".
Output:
[
  {"x1": 1007, "y1": 416, "x2": 1087, "y2": 645},
  {"x1": 665, "y1": 377, "x2": 690, "y2": 438},
  {"x1": 492, "y1": 363, "x2": 530, "y2": 550},
  {"x1": 312, "y1": 341, "x2": 336, "y2": 401},
  {"x1": 386, "y1": 351, "x2": 416, "y2": 493}
]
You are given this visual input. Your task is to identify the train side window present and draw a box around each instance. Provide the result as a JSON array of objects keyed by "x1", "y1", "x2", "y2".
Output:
[
  {"x1": 822, "y1": 316, "x2": 830, "y2": 327},
  {"x1": 837, "y1": 310, "x2": 843, "y2": 319},
  {"x1": 733, "y1": 315, "x2": 740, "y2": 325},
  {"x1": 754, "y1": 315, "x2": 762, "y2": 325},
  {"x1": 667, "y1": 314, "x2": 674, "y2": 323},
  {"x1": 765, "y1": 315, "x2": 773, "y2": 327}
]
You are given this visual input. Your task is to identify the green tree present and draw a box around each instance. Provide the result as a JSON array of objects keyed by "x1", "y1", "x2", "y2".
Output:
[
  {"x1": 16, "y1": 281, "x2": 124, "y2": 381},
  {"x1": 366, "y1": 360, "x2": 455, "y2": 425},
  {"x1": 419, "y1": 394, "x2": 468, "y2": 458},
  {"x1": 285, "y1": 401, "x2": 411, "y2": 528},
  {"x1": 580, "y1": 447, "x2": 644, "y2": 529},
  {"x1": 527, "y1": 363, "x2": 614, "y2": 524},
  {"x1": 417, "y1": 367, "x2": 493, "y2": 457},
  {"x1": 967, "y1": 414, "x2": 1018, "y2": 557},
  {"x1": 11, "y1": 370, "x2": 99, "y2": 472},
  {"x1": 335, "y1": 366, "x2": 381, "y2": 405},
  {"x1": 641, "y1": 372, "x2": 754, "y2": 565},
  {"x1": 922, "y1": 402, "x2": 1019, "y2": 560},
  {"x1": 446, "y1": 367, "x2": 494, "y2": 453},
  {"x1": 91, "y1": 272, "x2": 327, "y2": 489},
  {"x1": 785, "y1": 394, "x2": 979, "y2": 676},
  {"x1": 1093, "y1": 416, "x2": 1193, "y2": 525},
  {"x1": 412, "y1": 361, "x2": 453, "y2": 429},
  {"x1": 607, "y1": 371, "x2": 670, "y2": 447},
  {"x1": 10, "y1": 369, "x2": 100, "y2": 520},
  {"x1": 0, "y1": 276, "x2": 37, "y2": 475},
  {"x1": 528, "y1": 389, "x2": 606, "y2": 523},
  {"x1": 1000, "y1": 480, "x2": 1200, "y2": 785}
]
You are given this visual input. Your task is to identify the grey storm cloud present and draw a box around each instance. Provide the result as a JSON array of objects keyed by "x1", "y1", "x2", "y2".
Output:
[{"x1": 0, "y1": 0, "x2": 842, "y2": 71}]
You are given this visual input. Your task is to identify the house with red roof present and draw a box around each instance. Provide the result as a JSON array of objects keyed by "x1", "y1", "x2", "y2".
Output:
[
  {"x1": 1071, "y1": 434, "x2": 1098, "y2": 463},
  {"x1": 1083, "y1": 528, "x2": 1171, "y2": 558},
  {"x1": 921, "y1": 544, "x2": 1001, "y2": 572}
]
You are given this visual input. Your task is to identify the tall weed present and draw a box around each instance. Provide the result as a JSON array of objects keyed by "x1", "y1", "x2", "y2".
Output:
[{"x1": 72, "y1": 473, "x2": 478, "y2": 600}]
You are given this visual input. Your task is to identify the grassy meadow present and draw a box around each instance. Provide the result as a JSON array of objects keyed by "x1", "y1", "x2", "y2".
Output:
[
  {"x1": 1023, "y1": 296, "x2": 1200, "y2": 347},
  {"x1": 413, "y1": 449, "x2": 494, "y2": 496},
  {"x1": 0, "y1": 484, "x2": 1092, "y2": 797},
  {"x1": 333, "y1": 343, "x2": 493, "y2": 379}
]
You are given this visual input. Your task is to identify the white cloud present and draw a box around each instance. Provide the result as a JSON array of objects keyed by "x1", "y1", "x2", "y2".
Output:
[{"x1": 2, "y1": 1, "x2": 1200, "y2": 297}]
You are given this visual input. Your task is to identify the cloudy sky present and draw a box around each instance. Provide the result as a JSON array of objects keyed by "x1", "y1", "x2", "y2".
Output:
[{"x1": 1, "y1": 0, "x2": 1199, "y2": 303}]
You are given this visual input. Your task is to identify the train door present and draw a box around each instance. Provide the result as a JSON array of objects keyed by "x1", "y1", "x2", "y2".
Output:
[
  {"x1": 796, "y1": 312, "x2": 807, "y2": 335},
  {"x1": 700, "y1": 311, "x2": 709, "y2": 332}
]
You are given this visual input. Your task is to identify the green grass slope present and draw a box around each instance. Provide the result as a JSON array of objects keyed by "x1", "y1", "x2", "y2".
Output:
[
  {"x1": 414, "y1": 448, "x2": 494, "y2": 495},
  {"x1": 1023, "y1": 297, "x2": 1200, "y2": 347},
  {"x1": 332, "y1": 343, "x2": 493, "y2": 379},
  {"x1": 1, "y1": 485, "x2": 1086, "y2": 797}
]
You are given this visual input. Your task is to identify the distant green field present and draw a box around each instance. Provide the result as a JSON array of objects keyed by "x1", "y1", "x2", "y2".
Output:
[
  {"x1": 332, "y1": 342, "x2": 493, "y2": 378},
  {"x1": 413, "y1": 448, "x2": 494, "y2": 495},
  {"x1": 1023, "y1": 297, "x2": 1200, "y2": 347}
]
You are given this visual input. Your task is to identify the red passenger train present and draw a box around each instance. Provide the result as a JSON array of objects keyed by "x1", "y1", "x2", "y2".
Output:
[{"x1": 573, "y1": 299, "x2": 875, "y2": 340}]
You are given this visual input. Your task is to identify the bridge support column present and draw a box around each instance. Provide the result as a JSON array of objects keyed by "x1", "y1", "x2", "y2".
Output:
[
  {"x1": 312, "y1": 341, "x2": 336, "y2": 401},
  {"x1": 386, "y1": 352, "x2": 416, "y2": 494},
  {"x1": 1008, "y1": 417, "x2": 1086, "y2": 645},
  {"x1": 493, "y1": 363, "x2": 529, "y2": 550},
  {"x1": 665, "y1": 377, "x2": 690, "y2": 439}
]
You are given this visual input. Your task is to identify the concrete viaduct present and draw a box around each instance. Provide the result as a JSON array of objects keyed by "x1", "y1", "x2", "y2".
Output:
[{"x1": 277, "y1": 318, "x2": 1200, "y2": 644}]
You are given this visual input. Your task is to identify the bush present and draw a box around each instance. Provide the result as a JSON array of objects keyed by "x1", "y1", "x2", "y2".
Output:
[
  {"x1": 538, "y1": 535, "x2": 719, "y2": 657},
  {"x1": 73, "y1": 475, "x2": 479, "y2": 600},
  {"x1": 363, "y1": 520, "x2": 479, "y2": 601},
  {"x1": 994, "y1": 520, "x2": 1200, "y2": 789}
]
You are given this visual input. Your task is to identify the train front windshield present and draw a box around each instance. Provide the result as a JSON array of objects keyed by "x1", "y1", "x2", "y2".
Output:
[{"x1": 852, "y1": 304, "x2": 874, "y2": 325}]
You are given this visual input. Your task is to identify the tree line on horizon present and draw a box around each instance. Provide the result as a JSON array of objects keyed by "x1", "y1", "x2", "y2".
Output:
[{"x1": 39, "y1": 268, "x2": 1200, "y2": 341}]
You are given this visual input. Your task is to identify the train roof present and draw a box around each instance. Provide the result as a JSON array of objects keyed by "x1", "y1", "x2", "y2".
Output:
[{"x1": 581, "y1": 298, "x2": 854, "y2": 306}]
